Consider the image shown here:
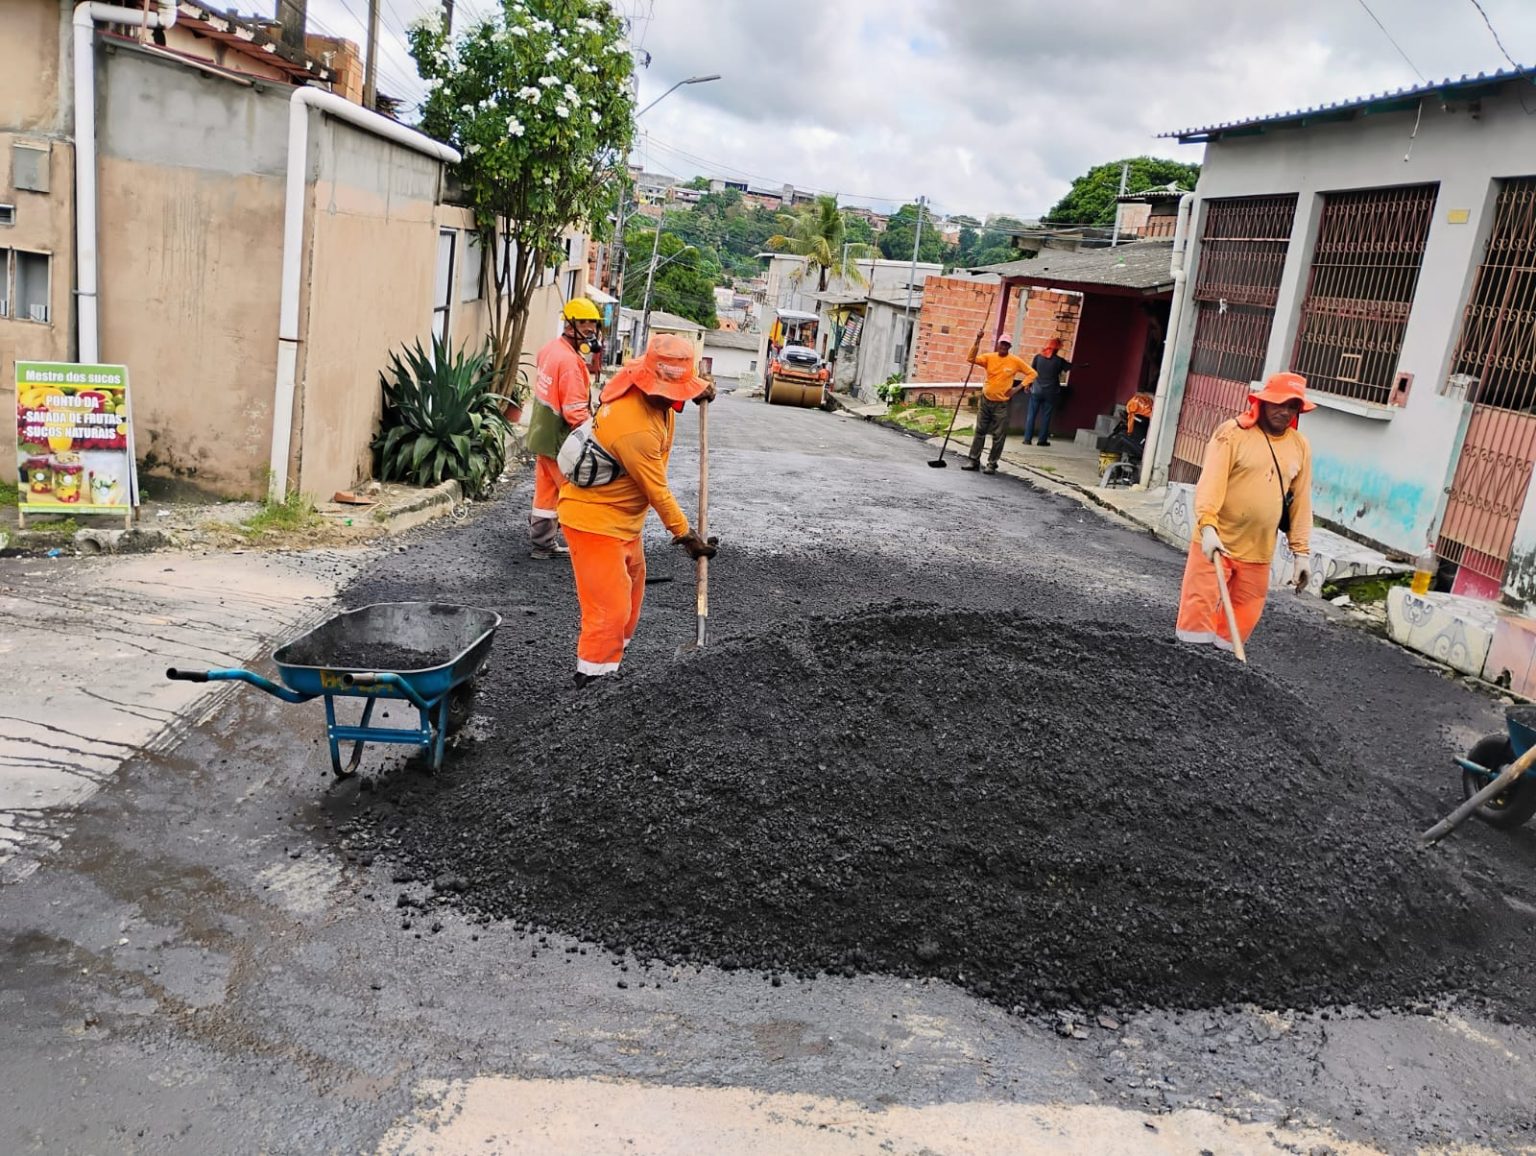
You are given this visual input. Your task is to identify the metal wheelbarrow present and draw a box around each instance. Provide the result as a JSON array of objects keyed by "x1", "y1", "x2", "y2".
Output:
[
  {"x1": 167, "y1": 602, "x2": 501, "y2": 777},
  {"x1": 1422, "y1": 704, "x2": 1536, "y2": 842}
]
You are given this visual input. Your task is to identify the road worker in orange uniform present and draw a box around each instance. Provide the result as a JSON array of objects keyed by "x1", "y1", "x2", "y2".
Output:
[
  {"x1": 557, "y1": 333, "x2": 717, "y2": 686},
  {"x1": 1175, "y1": 372, "x2": 1314, "y2": 651},
  {"x1": 526, "y1": 298, "x2": 603, "y2": 559}
]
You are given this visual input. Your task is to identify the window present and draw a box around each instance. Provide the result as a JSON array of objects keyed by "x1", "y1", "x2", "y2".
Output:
[
  {"x1": 1, "y1": 248, "x2": 51, "y2": 323},
  {"x1": 460, "y1": 231, "x2": 483, "y2": 302},
  {"x1": 433, "y1": 229, "x2": 456, "y2": 341},
  {"x1": 1450, "y1": 177, "x2": 1536, "y2": 412},
  {"x1": 1290, "y1": 184, "x2": 1437, "y2": 404},
  {"x1": 564, "y1": 270, "x2": 579, "y2": 302}
]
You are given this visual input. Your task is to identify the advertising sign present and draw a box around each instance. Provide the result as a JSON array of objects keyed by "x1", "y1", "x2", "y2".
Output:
[{"x1": 15, "y1": 361, "x2": 136, "y2": 526}]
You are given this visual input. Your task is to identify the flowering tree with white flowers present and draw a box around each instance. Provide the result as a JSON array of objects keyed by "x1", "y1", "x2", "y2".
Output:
[{"x1": 410, "y1": 1, "x2": 633, "y2": 398}]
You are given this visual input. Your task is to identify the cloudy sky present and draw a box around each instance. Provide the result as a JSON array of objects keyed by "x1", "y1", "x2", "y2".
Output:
[{"x1": 305, "y1": 0, "x2": 1536, "y2": 220}]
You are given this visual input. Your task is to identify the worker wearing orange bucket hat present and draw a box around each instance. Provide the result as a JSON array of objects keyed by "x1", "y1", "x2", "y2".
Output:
[
  {"x1": 557, "y1": 333, "x2": 717, "y2": 686},
  {"x1": 1175, "y1": 371, "x2": 1315, "y2": 651}
]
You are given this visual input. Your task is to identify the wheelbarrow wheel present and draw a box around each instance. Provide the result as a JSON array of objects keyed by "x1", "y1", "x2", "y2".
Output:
[
  {"x1": 1461, "y1": 733, "x2": 1536, "y2": 829},
  {"x1": 445, "y1": 679, "x2": 478, "y2": 737}
]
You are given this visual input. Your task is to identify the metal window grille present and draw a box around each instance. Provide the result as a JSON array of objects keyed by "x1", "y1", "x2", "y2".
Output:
[
  {"x1": 1290, "y1": 184, "x2": 1437, "y2": 404},
  {"x1": 1451, "y1": 178, "x2": 1536, "y2": 413},
  {"x1": 1437, "y1": 177, "x2": 1536, "y2": 586},
  {"x1": 1169, "y1": 195, "x2": 1298, "y2": 483}
]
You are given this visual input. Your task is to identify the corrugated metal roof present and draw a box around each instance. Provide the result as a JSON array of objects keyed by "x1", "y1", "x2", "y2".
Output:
[
  {"x1": 1163, "y1": 67, "x2": 1535, "y2": 143},
  {"x1": 703, "y1": 329, "x2": 760, "y2": 350},
  {"x1": 976, "y1": 241, "x2": 1175, "y2": 293}
]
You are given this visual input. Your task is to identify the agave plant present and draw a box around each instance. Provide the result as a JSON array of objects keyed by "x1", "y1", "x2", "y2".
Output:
[{"x1": 373, "y1": 337, "x2": 512, "y2": 499}]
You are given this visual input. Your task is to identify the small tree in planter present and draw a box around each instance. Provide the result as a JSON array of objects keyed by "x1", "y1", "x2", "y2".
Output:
[{"x1": 409, "y1": 3, "x2": 633, "y2": 403}]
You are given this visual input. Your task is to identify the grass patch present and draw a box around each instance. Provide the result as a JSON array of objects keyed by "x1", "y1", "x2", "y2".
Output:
[
  {"x1": 888, "y1": 402, "x2": 975, "y2": 438},
  {"x1": 1321, "y1": 573, "x2": 1409, "y2": 605},
  {"x1": 0, "y1": 479, "x2": 19, "y2": 507},
  {"x1": 241, "y1": 491, "x2": 320, "y2": 535}
]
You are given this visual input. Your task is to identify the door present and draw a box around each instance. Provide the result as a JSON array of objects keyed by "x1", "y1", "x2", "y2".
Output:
[
  {"x1": 1437, "y1": 178, "x2": 1536, "y2": 590},
  {"x1": 1169, "y1": 195, "x2": 1298, "y2": 483}
]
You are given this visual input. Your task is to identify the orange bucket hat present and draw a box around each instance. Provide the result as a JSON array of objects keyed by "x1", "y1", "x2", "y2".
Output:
[
  {"x1": 1250, "y1": 371, "x2": 1315, "y2": 411},
  {"x1": 600, "y1": 332, "x2": 706, "y2": 404},
  {"x1": 1238, "y1": 371, "x2": 1314, "y2": 429}
]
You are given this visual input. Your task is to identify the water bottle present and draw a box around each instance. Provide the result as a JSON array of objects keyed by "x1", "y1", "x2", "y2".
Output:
[{"x1": 1411, "y1": 543, "x2": 1436, "y2": 595}]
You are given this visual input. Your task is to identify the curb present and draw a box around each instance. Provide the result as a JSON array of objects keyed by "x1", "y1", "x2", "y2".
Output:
[{"x1": 373, "y1": 479, "x2": 462, "y2": 534}]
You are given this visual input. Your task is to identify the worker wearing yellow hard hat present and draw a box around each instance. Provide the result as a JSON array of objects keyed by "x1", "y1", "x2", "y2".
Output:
[{"x1": 526, "y1": 297, "x2": 605, "y2": 559}]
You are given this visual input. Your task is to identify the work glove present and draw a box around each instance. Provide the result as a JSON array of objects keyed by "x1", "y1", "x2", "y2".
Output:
[
  {"x1": 675, "y1": 531, "x2": 719, "y2": 560},
  {"x1": 692, "y1": 383, "x2": 718, "y2": 406},
  {"x1": 1292, "y1": 556, "x2": 1311, "y2": 594},
  {"x1": 1199, "y1": 525, "x2": 1225, "y2": 561}
]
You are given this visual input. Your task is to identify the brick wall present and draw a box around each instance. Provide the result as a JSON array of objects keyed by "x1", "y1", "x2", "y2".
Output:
[{"x1": 911, "y1": 276, "x2": 1082, "y2": 382}]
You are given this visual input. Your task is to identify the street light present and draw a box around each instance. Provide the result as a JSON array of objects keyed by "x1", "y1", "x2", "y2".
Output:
[
  {"x1": 607, "y1": 73, "x2": 722, "y2": 363},
  {"x1": 636, "y1": 73, "x2": 722, "y2": 119}
]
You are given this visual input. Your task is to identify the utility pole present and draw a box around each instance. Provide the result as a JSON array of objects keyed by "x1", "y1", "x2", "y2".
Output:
[
  {"x1": 901, "y1": 195, "x2": 926, "y2": 376},
  {"x1": 636, "y1": 218, "x2": 664, "y2": 356},
  {"x1": 605, "y1": 192, "x2": 630, "y2": 364},
  {"x1": 442, "y1": 0, "x2": 454, "y2": 36},
  {"x1": 1109, "y1": 161, "x2": 1130, "y2": 246},
  {"x1": 362, "y1": 0, "x2": 380, "y2": 110}
]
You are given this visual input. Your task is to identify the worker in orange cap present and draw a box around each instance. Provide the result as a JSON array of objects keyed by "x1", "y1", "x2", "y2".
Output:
[
  {"x1": 526, "y1": 298, "x2": 604, "y2": 560},
  {"x1": 557, "y1": 333, "x2": 717, "y2": 686},
  {"x1": 1175, "y1": 371, "x2": 1315, "y2": 651}
]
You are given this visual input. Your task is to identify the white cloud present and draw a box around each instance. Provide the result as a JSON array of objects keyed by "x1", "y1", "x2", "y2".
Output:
[{"x1": 297, "y1": 0, "x2": 1536, "y2": 219}]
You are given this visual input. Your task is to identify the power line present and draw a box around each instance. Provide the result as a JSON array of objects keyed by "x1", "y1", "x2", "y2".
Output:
[
  {"x1": 1352, "y1": 0, "x2": 1428, "y2": 82},
  {"x1": 1466, "y1": 0, "x2": 1525, "y2": 70}
]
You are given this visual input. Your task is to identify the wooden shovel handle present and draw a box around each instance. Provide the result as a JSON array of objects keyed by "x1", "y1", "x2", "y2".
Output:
[{"x1": 1212, "y1": 554, "x2": 1247, "y2": 663}]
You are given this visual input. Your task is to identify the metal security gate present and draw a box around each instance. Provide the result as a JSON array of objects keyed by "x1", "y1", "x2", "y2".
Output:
[
  {"x1": 1437, "y1": 178, "x2": 1536, "y2": 587},
  {"x1": 1169, "y1": 195, "x2": 1298, "y2": 483},
  {"x1": 1290, "y1": 184, "x2": 1437, "y2": 403}
]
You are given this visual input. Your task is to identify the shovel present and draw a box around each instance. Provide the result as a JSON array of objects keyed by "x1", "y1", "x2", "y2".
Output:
[
  {"x1": 688, "y1": 399, "x2": 710, "y2": 649},
  {"x1": 1212, "y1": 553, "x2": 1247, "y2": 664}
]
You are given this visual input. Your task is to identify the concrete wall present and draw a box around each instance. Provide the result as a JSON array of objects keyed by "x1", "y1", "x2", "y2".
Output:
[
  {"x1": 294, "y1": 117, "x2": 442, "y2": 497},
  {"x1": 1162, "y1": 84, "x2": 1536, "y2": 560},
  {"x1": 97, "y1": 42, "x2": 290, "y2": 498},
  {"x1": 702, "y1": 341, "x2": 756, "y2": 384},
  {"x1": 1, "y1": 0, "x2": 74, "y2": 482}
]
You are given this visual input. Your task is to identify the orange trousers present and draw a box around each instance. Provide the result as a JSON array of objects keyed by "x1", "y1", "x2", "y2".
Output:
[
  {"x1": 565, "y1": 526, "x2": 646, "y2": 676},
  {"x1": 529, "y1": 456, "x2": 563, "y2": 551},
  {"x1": 1175, "y1": 542, "x2": 1270, "y2": 651}
]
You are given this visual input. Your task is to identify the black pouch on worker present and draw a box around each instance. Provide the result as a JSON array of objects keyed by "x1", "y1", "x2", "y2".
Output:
[
  {"x1": 1263, "y1": 433, "x2": 1294, "y2": 535},
  {"x1": 557, "y1": 419, "x2": 624, "y2": 488}
]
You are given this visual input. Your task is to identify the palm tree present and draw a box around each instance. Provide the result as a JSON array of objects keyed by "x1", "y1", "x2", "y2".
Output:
[{"x1": 767, "y1": 195, "x2": 878, "y2": 292}]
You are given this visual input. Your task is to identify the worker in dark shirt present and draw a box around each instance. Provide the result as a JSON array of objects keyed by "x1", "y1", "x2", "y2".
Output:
[{"x1": 1024, "y1": 338, "x2": 1072, "y2": 447}]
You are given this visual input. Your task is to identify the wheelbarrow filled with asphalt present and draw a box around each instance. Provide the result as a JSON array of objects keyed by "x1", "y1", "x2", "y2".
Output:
[
  {"x1": 167, "y1": 602, "x2": 500, "y2": 777},
  {"x1": 1423, "y1": 704, "x2": 1536, "y2": 842}
]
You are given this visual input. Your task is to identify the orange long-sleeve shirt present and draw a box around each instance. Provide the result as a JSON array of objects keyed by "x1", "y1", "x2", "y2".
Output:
[
  {"x1": 556, "y1": 389, "x2": 691, "y2": 541},
  {"x1": 1193, "y1": 419, "x2": 1312, "y2": 563}
]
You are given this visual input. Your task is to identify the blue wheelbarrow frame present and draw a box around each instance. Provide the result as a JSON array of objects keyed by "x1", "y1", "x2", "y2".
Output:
[
  {"x1": 167, "y1": 602, "x2": 501, "y2": 777},
  {"x1": 1426, "y1": 705, "x2": 1536, "y2": 841}
]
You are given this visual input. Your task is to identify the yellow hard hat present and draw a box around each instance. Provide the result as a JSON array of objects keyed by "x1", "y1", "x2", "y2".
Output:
[{"x1": 563, "y1": 297, "x2": 602, "y2": 322}]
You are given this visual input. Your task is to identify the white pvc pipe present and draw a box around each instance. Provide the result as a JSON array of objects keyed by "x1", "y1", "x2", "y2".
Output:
[
  {"x1": 1138, "y1": 191, "x2": 1196, "y2": 488},
  {"x1": 269, "y1": 88, "x2": 460, "y2": 501},
  {"x1": 73, "y1": 1, "x2": 178, "y2": 364}
]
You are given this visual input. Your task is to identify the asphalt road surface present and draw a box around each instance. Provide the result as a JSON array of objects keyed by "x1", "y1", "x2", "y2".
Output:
[{"x1": 3, "y1": 393, "x2": 1534, "y2": 1155}]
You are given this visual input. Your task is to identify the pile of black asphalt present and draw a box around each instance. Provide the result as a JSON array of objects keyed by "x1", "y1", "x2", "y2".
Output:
[{"x1": 341, "y1": 598, "x2": 1536, "y2": 1019}]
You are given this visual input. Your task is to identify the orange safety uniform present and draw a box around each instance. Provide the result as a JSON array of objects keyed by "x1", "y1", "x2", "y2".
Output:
[
  {"x1": 1176, "y1": 381, "x2": 1314, "y2": 650},
  {"x1": 1125, "y1": 392, "x2": 1154, "y2": 432},
  {"x1": 527, "y1": 336, "x2": 593, "y2": 529},
  {"x1": 971, "y1": 350, "x2": 1037, "y2": 402},
  {"x1": 557, "y1": 347, "x2": 698, "y2": 677}
]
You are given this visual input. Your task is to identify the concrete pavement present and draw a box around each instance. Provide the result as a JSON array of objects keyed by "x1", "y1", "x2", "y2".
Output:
[{"x1": 0, "y1": 549, "x2": 363, "y2": 880}]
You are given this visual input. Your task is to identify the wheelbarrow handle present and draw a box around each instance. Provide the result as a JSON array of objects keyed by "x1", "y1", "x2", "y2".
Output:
[
  {"x1": 165, "y1": 667, "x2": 312, "y2": 704},
  {"x1": 341, "y1": 672, "x2": 432, "y2": 712}
]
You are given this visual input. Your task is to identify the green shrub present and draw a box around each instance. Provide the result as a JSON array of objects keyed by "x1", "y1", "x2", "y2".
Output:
[
  {"x1": 876, "y1": 374, "x2": 906, "y2": 404},
  {"x1": 373, "y1": 337, "x2": 512, "y2": 499}
]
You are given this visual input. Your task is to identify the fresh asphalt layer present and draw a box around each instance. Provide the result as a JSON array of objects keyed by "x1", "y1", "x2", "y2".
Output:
[{"x1": 2, "y1": 392, "x2": 1534, "y2": 1155}]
